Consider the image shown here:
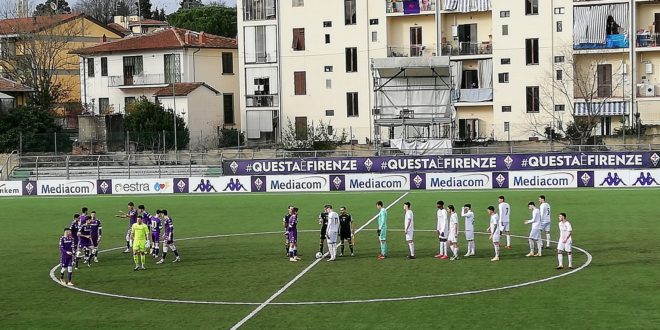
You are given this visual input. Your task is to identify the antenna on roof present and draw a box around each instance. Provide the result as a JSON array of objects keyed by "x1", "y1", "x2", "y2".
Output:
[{"x1": 50, "y1": 1, "x2": 59, "y2": 14}]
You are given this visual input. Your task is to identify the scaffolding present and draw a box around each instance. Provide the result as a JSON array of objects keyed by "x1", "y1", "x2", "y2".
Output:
[{"x1": 371, "y1": 57, "x2": 454, "y2": 147}]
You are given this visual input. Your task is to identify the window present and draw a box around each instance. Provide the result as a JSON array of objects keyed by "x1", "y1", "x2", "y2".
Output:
[
  {"x1": 502, "y1": 25, "x2": 508, "y2": 36},
  {"x1": 327, "y1": 125, "x2": 333, "y2": 135},
  {"x1": 99, "y1": 98, "x2": 109, "y2": 113},
  {"x1": 324, "y1": 66, "x2": 333, "y2": 72},
  {"x1": 295, "y1": 117, "x2": 308, "y2": 140},
  {"x1": 87, "y1": 58, "x2": 95, "y2": 77},
  {"x1": 292, "y1": 28, "x2": 305, "y2": 50},
  {"x1": 462, "y1": 70, "x2": 478, "y2": 89},
  {"x1": 294, "y1": 71, "x2": 306, "y2": 95},
  {"x1": 292, "y1": 0, "x2": 304, "y2": 7},
  {"x1": 498, "y1": 72, "x2": 510, "y2": 83},
  {"x1": 504, "y1": 122, "x2": 510, "y2": 132},
  {"x1": 556, "y1": 21, "x2": 563, "y2": 32},
  {"x1": 124, "y1": 97, "x2": 136, "y2": 107},
  {"x1": 101, "y1": 57, "x2": 107, "y2": 76},
  {"x1": 323, "y1": 21, "x2": 332, "y2": 27},
  {"x1": 526, "y1": 0, "x2": 538, "y2": 15},
  {"x1": 243, "y1": 0, "x2": 277, "y2": 20},
  {"x1": 554, "y1": 56, "x2": 564, "y2": 63},
  {"x1": 501, "y1": 58, "x2": 511, "y2": 65},
  {"x1": 502, "y1": 106, "x2": 512, "y2": 112},
  {"x1": 525, "y1": 38, "x2": 539, "y2": 65},
  {"x1": 556, "y1": 69, "x2": 563, "y2": 80},
  {"x1": 597, "y1": 64, "x2": 612, "y2": 97},
  {"x1": 555, "y1": 104, "x2": 565, "y2": 112},
  {"x1": 325, "y1": 34, "x2": 331, "y2": 44},
  {"x1": 122, "y1": 56, "x2": 143, "y2": 85},
  {"x1": 526, "y1": 86, "x2": 540, "y2": 113},
  {"x1": 371, "y1": 31, "x2": 377, "y2": 42},
  {"x1": 245, "y1": 25, "x2": 277, "y2": 64},
  {"x1": 326, "y1": 79, "x2": 332, "y2": 89},
  {"x1": 344, "y1": 0, "x2": 356, "y2": 25},
  {"x1": 347, "y1": 92, "x2": 359, "y2": 117},
  {"x1": 500, "y1": 11, "x2": 510, "y2": 18},
  {"x1": 345, "y1": 47, "x2": 357, "y2": 72},
  {"x1": 223, "y1": 94, "x2": 235, "y2": 124},
  {"x1": 325, "y1": 109, "x2": 334, "y2": 116},
  {"x1": 554, "y1": 7, "x2": 565, "y2": 14},
  {"x1": 164, "y1": 54, "x2": 181, "y2": 83},
  {"x1": 370, "y1": 19, "x2": 379, "y2": 25},
  {"x1": 222, "y1": 52, "x2": 233, "y2": 74}
]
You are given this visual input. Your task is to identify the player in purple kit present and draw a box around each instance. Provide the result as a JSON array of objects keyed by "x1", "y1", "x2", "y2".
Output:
[
  {"x1": 150, "y1": 210, "x2": 163, "y2": 258},
  {"x1": 138, "y1": 205, "x2": 151, "y2": 226},
  {"x1": 116, "y1": 202, "x2": 138, "y2": 253},
  {"x1": 77, "y1": 216, "x2": 94, "y2": 268},
  {"x1": 69, "y1": 214, "x2": 81, "y2": 251},
  {"x1": 79, "y1": 207, "x2": 88, "y2": 224},
  {"x1": 89, "y1": 211, "x2": 102, "y2": 262},
  {"x1": 59, "y1": 228, "x2": 75, "y2": 286},
  {"x1": 287, "y1": 207, "x2": 301, "y2": 262},
  {"x1": 156, "y1": 210, "x2": 181, "y2": 264}
]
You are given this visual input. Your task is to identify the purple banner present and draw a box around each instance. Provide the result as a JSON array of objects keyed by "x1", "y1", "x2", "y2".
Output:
[
  {"x1": 224, "y1": 151, "x2": 660, "y2": 176},
  {"x1": 403, "y1": 0, "x2": 420, "y2": 14}
]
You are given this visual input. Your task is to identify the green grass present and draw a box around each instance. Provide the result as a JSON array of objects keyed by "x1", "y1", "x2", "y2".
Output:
[{"x1": 1, "y1": 190, "x2": 659, "y2": 329}]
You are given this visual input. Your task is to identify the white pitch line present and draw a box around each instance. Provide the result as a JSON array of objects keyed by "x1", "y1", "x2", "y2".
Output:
[{"x1": 229, "y1": 192, "x2": 409, "y2": 330}]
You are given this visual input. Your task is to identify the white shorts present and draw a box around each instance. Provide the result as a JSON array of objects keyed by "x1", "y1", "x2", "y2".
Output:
[
  {"x1": 464, "y1": 230, "x2": 474, "y2": 241},
  {"x1": 501, "y1": 222, "x2": 510, "y2": 232},
  {"x1": 492, "y1": 232, "x2": 501, "y2": 243},
  {"x1": 557, "y1": 240, "x2": 572, "y2": 252},
  {"x1": 541, "y1": 222, "x2": 551, "y2": 231},
  {"x1": 448, "y1": 234, "x2": 457, "y2": 243},
  {"x1": 326, "y1": 231, "x2": 338, "y2": 244},
  {"x1": 529, "y1": 228, "x2": 542, "y2": 241},
  {"x1": 125, "y1": 228, "x2": 132, "y2": 242},
  {"x1": 405, "y1": 231, "x2": 414, "y2": 241}
]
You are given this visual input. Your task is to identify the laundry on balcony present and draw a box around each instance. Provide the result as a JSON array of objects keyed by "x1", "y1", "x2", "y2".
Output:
[{"x1": 574, "y1": 3, "x2": 629, "y2": 49}]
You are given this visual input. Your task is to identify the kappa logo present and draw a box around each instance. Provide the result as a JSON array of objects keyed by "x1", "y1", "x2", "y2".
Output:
[
  {"x1": 599, "y1": 172, "x2": 626, "y2": 186},
  {"x1": 632, "y1": 172, "x2": 660, "y2": 186},
  {"x1": 223, "y1": 178, "x2": 247, "y2": 192},
  {"x1": 194, "y1": 179, "x2": 217, "y2": 192}
]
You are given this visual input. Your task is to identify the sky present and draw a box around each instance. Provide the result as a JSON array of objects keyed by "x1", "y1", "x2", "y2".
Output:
[{"x1": 155, "y1": 0, "x2": 237, "y2": 14}]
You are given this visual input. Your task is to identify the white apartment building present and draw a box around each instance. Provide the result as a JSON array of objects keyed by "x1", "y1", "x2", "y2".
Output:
[
  {"x1": 237, "y1": 0, "x2": 657, "y2": 145},
  {"x1": 73, "y1": 27, "x2": 241, "y2": 148}
]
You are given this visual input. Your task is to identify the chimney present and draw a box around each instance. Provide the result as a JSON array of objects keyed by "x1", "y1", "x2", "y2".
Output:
[
  {"x1": 199, "y1": 31, "x2": 205, "y2": 44},
  {"x1": 100, "y1": 34, "x2": 107, "y2": 44},
  {"x1": 185, "y1": 31, "x2": 190, "y2": 44}
]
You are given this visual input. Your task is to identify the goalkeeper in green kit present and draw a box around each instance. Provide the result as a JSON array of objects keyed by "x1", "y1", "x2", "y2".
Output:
[
  {"x1": 131, "y1": 215, "x2": 150, "y2": 271},
  {"x1": 376, "y1": 201, "x2": 388, "y2": 259}
]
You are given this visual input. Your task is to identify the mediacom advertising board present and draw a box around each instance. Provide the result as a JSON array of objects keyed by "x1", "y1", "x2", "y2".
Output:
[
  {"x1": 343, "y1": 173, "x2": 409, "y2": 191},
  {"x1": 37, "y1": 180, "x2": 96, "y2": 196},
  {"x1": 508, "y1": 171, "x2": 578, "y2": 189},
  {"x1": 262, "y1": 175, "x2": 329, "y2": 192},
  {"x1": 426, "y1": 172, "x2": 492, "y2": 190}
]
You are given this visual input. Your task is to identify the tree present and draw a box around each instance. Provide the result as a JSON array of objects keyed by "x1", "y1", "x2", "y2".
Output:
[
  {"x1": 138, "y1": 0, "x2": 152, "y2": 19},
  {"x1": 72, "y1": 0, "x2": 128, "y2": 24},
  {"x1": 116, "y1": 0, "x2": 130, "y2": 16},
  {"x1": 526, "y1": 49, "x2": 628, "y2": 146},
  {"x1": 151, "y1": 6, "x2": 165, "y2": 21},
  {"x1": 124, "y1": 98, "x2": 190, "y2": 151},
  {"x1": 180, "y1": 0, "x2": 204, "y2": 10},
  {"x1": 33, "y1": 0, "x2": 71, "y2": 16},
  {"x1": 0, "y1": 105, "x2": 71, "y2": 153},
  {"x1": 168, "y1": 6, "x2": 237, "y2": 38},
  {"x1": 281, "y1": 119, "x2": 346, "y2": 150}
]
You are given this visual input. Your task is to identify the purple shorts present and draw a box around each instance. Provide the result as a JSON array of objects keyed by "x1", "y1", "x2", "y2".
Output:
[
  {"x1": 164, "y1": 232, "x2": 174, "y2": 245},
  {"x1": 78, "y1": 237, "x2": 92, "y2": 249},
  {"x1": 60, "y1": 254, "x2": 73, "y2": 267},
  {"x1": 91, "y1": 235, "x2": 100, "y2": 247},
  {"x1": 151, "y1": 232, "x2": 160, "y2": 243},
  {"x1": 287, "y1": 231, "x2": 297, "y2": 243},
  {"x1": 72, "y1": 236, "x2": 79, "y2": 248}
]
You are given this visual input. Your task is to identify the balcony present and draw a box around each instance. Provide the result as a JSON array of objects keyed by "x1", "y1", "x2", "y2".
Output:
[
  {"x1": 108, "y1": 74, "x2": 167, "y2": 87},
  {"x1": 386, "y1": 0, "x2": 436, "y2": 15},
  {"x1": 387, "y1": 44, "x2": 437, "y2": 57},
  {"x1": 453, "y1": 88, "x2": 493, "y2": 104},
  {"x1": 245, "y1": 94, "x2": 279, "y2": 108},
  {"x1": 441, "y1": 42, "x2": 492, "y2": 57}
]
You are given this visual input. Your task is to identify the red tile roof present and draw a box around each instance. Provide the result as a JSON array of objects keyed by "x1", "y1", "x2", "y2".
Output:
[
  {"x1": 0, "y1": 77, "x2": 33, "y2": 92},
  {"x1": 153, "y1": 83, "x2": 220, "y2": 97},
  {"x1": 0, "y1": 13, "x2": 82, "y2": 35},
  {"x1": 107, "y1": 22, "x2": 130, "y2": 35},
  {"x1": 128, "y1": 19, "x2": 168, "y2": 27},
  {"x1": 72, "y1": 27, "x2": 237, "y2": 55}
]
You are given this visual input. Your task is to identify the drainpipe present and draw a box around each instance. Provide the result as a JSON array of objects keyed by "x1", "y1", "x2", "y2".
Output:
[{"x1": 192, "y1": 48, "x2": 201, "y2": 81}]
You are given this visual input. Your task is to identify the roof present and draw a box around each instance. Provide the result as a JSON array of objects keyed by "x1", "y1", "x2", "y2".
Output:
[
  {"x1": 128, "y1": 19, "x2": 168, "y2": 27},
  {"x1": 0, "y1": 77, "x2": 34, "y2": 92},
  {"x1": 0, "y1": 13, "x2": 81, "y2": 35},
  {"x1": 72, "y1": 27, "x2": 237, "y2": 55},
  {"x1": 153, "y1": 83, "x2": 220, "y2": 97},
  {"x1": 107, "y1": 22, "x2": 130, "y2": 35}
]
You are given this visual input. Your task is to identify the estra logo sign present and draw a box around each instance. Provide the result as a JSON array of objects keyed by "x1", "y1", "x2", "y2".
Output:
[{"x1": 113, "y1": 179, "x2": 173, "y2": 194}]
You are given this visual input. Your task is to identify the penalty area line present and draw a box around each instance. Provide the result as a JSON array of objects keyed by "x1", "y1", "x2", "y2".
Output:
[{"x1": 229, "y1": 192, "x2": 409, "y2": 330}]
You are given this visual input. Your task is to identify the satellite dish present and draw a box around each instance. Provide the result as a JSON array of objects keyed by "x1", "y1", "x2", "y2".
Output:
[{"x1": 50, "y1": 2, "x2": 58, "y2": 11}]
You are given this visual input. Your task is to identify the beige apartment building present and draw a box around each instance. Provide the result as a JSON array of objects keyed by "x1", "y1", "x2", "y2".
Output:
[{"x1": 237, "y1": 0, "x2": 658, "y2": 145}]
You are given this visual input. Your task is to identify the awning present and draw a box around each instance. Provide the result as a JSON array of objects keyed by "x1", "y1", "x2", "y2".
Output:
[
  {"x1": 0, "y1": 92, "x2": 14, "y2": 99},
  {"x1": 573, "y1": 101, "x2": 629, "y2": 116}
]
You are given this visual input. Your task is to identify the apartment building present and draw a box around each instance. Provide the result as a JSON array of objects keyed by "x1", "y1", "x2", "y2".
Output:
[{"x1": 237, "y1": 0, "x2": 655, "y2": 145}]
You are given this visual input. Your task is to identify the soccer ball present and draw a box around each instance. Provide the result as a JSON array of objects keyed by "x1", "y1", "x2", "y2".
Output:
[{"x1": 315, "y1": 252, "x2": 323, "y2": 259}]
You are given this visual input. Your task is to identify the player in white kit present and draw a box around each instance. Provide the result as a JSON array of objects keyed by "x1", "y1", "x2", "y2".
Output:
[
  {"x1": 461, "y1": 204, "x2": 475, "y2": 256},
  {"x1": 325, "y1": 205, "x2": 340, "y2": 261},
  {"x1": 524, "y1": 202, "x2": 543, "y2": 257},
  {"x1": 435, "y1": 201, "x2": 449, "y2": 259},
  {"x1": 498, "y1": 196, "x2": 512, "y2": 249},
  {"x1": 447, "y1": 205, "x2": 460, "y2": 260},
  {"x1": 487, "y1": 206, "x2": 500, "y2": 261},
  {"x1": 403, "y1": 202, "x2": 415, "y2": 259},
  {"x1": 539, "y1": 195, "x2": 552, "y2": 248},
  {"x1": 556, "y1": 212, "x2": 573, "y2": 269}
]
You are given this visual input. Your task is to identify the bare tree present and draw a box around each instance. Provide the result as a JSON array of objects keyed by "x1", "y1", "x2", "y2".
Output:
[
  {"x1": 0, "y1": 0, "x2": 37, "y2": 18},
  {"x1": 0, "y1": 17, "x2": 83, "y2": 108},
  {"x1": 526, "y1": 49, "x2": 628, "y2": 145},
  {"x1": 72, "y1": 0, "x2": 132, "y2": 24}
]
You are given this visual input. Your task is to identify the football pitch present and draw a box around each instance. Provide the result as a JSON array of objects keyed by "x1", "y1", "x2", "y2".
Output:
[{"x1": 1, "y1": 189, "x2": 659, "y2": 329}]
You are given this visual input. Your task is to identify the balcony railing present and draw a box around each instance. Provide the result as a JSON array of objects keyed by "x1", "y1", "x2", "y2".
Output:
[
  {"x1": 387, "y1": 44, "x2": 437, "y2": 57},
  {"x1": 108, "y1": 74, "x2": 167, "y2": 87},
  {"x1": 441, "y1": 42, "x2": 492, "y2": 56},
  {"x1": 386, "y1": 0, "x2": 436, "y2": 14},
  {"x1": 246, "y1": 94, "x2": 279, "y2": 108}
]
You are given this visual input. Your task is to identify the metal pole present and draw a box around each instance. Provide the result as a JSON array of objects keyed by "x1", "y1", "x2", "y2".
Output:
[
  {"x1": 35, "y1": 156, "x2": 39, "y2": 180},
  {"x1": 126, "y1": 131, "x2": 130, "y2": 154},
  {"x1": 54, "y1": 132, "x2": 57, "y2": 155},
  {"x1": 19, "y1": 131, "x2": 22, "y2": 155},
  {"x1": 127, "y1": 154, "x2": 131, "y2": 179},
  {"x1": 96, "y1": 155, "x2": 100, "y2": 179},
  {"x1": 66, "y1": 155, "x2": 70, "y2": 180}
]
